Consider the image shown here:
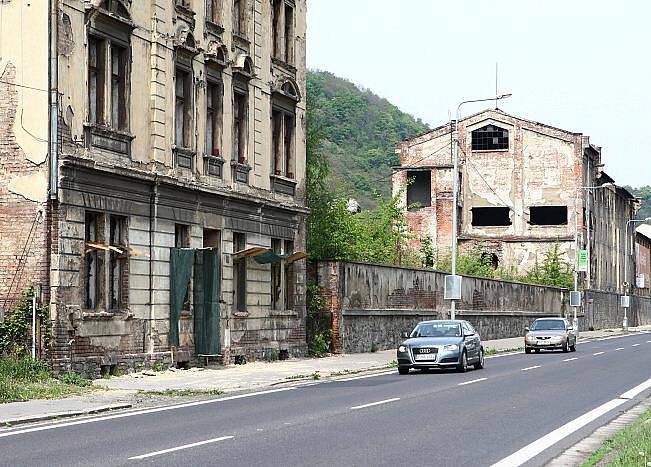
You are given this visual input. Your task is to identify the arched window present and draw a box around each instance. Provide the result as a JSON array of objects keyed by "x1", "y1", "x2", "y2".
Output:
[{"x1": 471, "y1": 125, "x2": 509, "y2": 151}]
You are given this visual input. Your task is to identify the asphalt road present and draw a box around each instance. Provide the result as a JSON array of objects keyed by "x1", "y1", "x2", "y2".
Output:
[{"x1": 2, "y1": 332, "x2": 651, "y2": 467}]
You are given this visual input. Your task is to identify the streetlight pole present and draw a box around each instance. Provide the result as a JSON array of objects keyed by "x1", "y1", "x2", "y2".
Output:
[
  {"x1": 450, "y1": 93, "x2": 512, "y2": 319},
  {"x1": 623, "y1": 217, "x2": 651, "y2": 330}
]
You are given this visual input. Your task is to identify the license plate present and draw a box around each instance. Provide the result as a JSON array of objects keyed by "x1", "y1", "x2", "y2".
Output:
[
  {"x1": 537, "y1": 341, "x2": 549, "y2": 345},
  {"x1": 414, "y1": 354, "x2": 436, "y2": 361}
]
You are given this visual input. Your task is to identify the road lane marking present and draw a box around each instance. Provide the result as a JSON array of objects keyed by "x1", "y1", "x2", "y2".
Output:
[
  {"x1": 128, "y1": 435, "x2": 234, "y2": 460},
  {"x1": 616, "y1": 347, "x2": 625, "y2": 351},
  {"x1": 336, "y1": 370, "x2": 395, "y2": 382},
  {"x1": 492, "y1": 376, "x2": 651, "y2": 467},
  {"x1": 632, "y1": 344, "x2": 641, "y2": 347},
  {"x1": 563, "y1": 358, "x2": 578, "y2": 362},
  {"x1": 0, "y1": 387, "x2": 295, "y2": 439},
  {"x1": 351, "y1": 398, "x2": 400, "y2": 410},
  {"x1": 520, "y1": 365, "x2": 541, "y2": 371},
  {"x1": 593, "y1": 352, "x2": 605, "y2": 356},
  {"x1": 458, "y1": 378, "x2": 487, "y2": 386},
  {"x1": 647, "y1": 340, "x2": 651, "y2": 343}
]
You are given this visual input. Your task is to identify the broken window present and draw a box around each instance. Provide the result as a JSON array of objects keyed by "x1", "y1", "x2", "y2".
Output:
[
  {"x1": 529, "y1": 206, "x2": 568, "y2": 226},
  {"x1": 481, "y1": 252, "x2": 499, "y2": 269},
  {"x1": 271, "y1": 104, "x2": 296, "y2": 179},
  {"x1": 271, "y1": 238, "x2": 282, "y2": 310},
  {"x1": 233, "y1": 89, "x2": 248, "y2": 163},
  {"x1": 284, "y1": 239, "x2": 294, "y2": 310},
  {"x1": 233, "y1": 0, "x2": 245, "y2": 35},
  {"x1": 203, "y1": 229, "x2": 221, "y2": 249},
  {"x1": 175, "y1": 67, "x2": 192, "y2": 148},
  {"x1": 471, "y1": 207, "x2": 512, "y2": 226},
  {"x1": 206, "y1": 80, "x2": 223, "y2": 158},
  {"x1": 206, "y1": 0, "x2": 221, "y2": 23},
  {"x1": 108, "y1": 215, "x2": 127, "y2": 310},
  {"x1": 406, "y1": 170, "x2": 431, "y2": 209},
  {"x1": 110, "y1": 45, "x2": 128, "y2": 130},
  {"x1": 85, "y1": 212, "x2": 102, "y2": 309},
  {"x1": 233, "y1": 232, "x2": 247, "y2": 312},
  {"x1": 284, "y1": 4, "x2": 294, "y2": 64},
  {"x1": 88, "y1": 37, "x2": 105, "y2": 125},
  {"x1": 471, "y1": 125, "x2": 509, "y2": 151}
]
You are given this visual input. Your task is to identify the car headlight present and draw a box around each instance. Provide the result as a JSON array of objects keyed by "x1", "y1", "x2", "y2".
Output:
[
  {"x1": 398, "y1": 345, "x2": 407, "y2": 353},
  {"x1": 525, "y1": 335, "x2": 535, "y2": 342},
  {"x1": 443, "y1": 344, "x2": 459, "y2": 351}
]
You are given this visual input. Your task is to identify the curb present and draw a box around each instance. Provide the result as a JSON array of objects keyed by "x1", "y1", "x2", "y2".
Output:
[{"x1": 1, "y1": 403, "x2": 133, "y2": 428}]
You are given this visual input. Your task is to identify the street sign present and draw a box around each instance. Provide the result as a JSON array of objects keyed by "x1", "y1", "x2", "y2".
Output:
[
  {"x1": 577, "y1": 250, "x2": 588, "y2": 272},
  {"x1": 621, "y1": 295, "x2": 630, "y2": 308},
  {"x1": 569, "y1": 291, "x2": 581, "y2": 307},
  {"x1": 444, "y1": 275, "x2": 462, "y2": 300},
  {"x1": 636, "y1": 273, "x2": 645, "y2": 289}
]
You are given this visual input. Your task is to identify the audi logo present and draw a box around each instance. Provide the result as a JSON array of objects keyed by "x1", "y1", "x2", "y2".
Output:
[{"x1": 420, "y1": 348, "x2": 432, "y2": 353}]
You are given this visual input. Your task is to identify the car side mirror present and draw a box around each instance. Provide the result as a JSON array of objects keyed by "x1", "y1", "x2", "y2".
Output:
[
  {"x1": 524, "y1": 327, "x2": 530, "y2": 332},
  {"x1": 567, "y1": 326, "x2": 574, "y2": 331},
  {"x1": 401, "y1": 331, "x2": 410, "y2": 339},
  {"x1": 463, "y1": 331, "x2": 474, "y2": 337}
]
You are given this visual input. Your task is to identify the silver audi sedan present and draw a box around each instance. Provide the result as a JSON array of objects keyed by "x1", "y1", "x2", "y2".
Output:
[
  {"x1": 397, "y1": 320, "x2": 484, "y2": 374},
  {"x1": 524, "y1": 317, "x2": 577, "y2": 353}
]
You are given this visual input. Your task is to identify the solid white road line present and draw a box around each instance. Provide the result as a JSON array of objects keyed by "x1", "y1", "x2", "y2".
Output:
[
  {"x1": 350, "y1": 398, "x2": 400, "y2": 410},
  {"x1": 128, "y1": 435, "x2": 234, "y2": 460},
  {"x1": 458, "y1": 378, "x2": 487, "y2": 386},
  {"x1": 492, "y1": 376, "x2": 651, "y2": 467},
  {"x1": 520, "y1": 365, "x2": 541, "y2": 371},
  {"x1": 593, "y1": 352, "x2": 605, "y2": 356},
  {"x1": 336, "y1": 370, "x2": 395, "y2": 382},
  {"x1": 616, "y1": 347, "x2": 625, "y2": 351},
  {"x1": 647, "y1": 340, "x2": 651, "y2": 343},
  {"x1": 632, "y1": 344, "x2": 641, "y2": 347},
  {"x1": 0, "y1": 387, "x2": 295, "y2": 439},
  {"x1": 562, "y1": 358, "x2": 578, "y2": 362}
]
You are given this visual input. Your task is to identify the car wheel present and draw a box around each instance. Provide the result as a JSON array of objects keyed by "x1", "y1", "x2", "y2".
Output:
[
  {"x1": 525, "y1": 347, "x2": 532, "y2": 354},
  {"x1": 562, "y1": 342, "x2": 569, "y2": 353},
  {"x1": 474, "y1": 348, "x2": 484, "y2": 370},
  {"x1": 534, "y1": 349, "x2": 540, "y2": 353},
  {"x1": 570, "y1": 343, "x2": 576, "y2": 352},
  {"x1": 456, "y1": 351, "x2": 468, "y2": 373},
  {"x1": 398, "y1": 367, "x2": 409, "y2": 375}
]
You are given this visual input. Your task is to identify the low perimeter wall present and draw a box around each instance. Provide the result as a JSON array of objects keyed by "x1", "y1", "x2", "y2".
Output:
[{"x1": 311, "y1": 261, "x2": 651, "y2": 354}]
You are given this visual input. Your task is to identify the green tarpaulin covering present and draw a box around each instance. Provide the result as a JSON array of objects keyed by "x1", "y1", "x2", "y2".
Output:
[
  {"x1": 193, "y1": 249, "x2": 221, "y2": 355},
  {"x1": 169, "y1": 248, "x2": 195, "y2": 347}
]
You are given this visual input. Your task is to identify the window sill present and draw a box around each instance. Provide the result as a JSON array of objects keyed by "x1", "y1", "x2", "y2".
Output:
[
  {"x1": 232, "y1": 32, "x2": 250, "y2": 47},
  {"x1": 81, "y1": 309, "x2": 132, "y2": 320},
  {"x1": 233, "y1": 310, "x2": 249, "y2": 318},
  {"x1": 231, "y1": 161, "x2": 251, "y2": 184},
  {"x1": 470, "y1": 148, "x2": 510, "y2": 153},
  {"x1": 270, "y1": 174, "x2": 297, "y2": 196},
  {"x1": 175, "y1": 4, "x2": 196, "y2": 28},
  {"x1": 173, "y1": 145, "x2": 196, "y2": 170},
  {"x1": 271, "y1": 58, "x2": 297, "y2": 75},
  {"x1": 204, "y1": 154, "x2": 225, "y2": 178},
  {"x1": 205, "y1": 20, "x2": 224, "y2": 36},
  {"x1": 84, "y1": 123, "x2": 134, "y2": 156},
  {"x1": 269, "y1": 309, "x2": 298, "y2": 318}
]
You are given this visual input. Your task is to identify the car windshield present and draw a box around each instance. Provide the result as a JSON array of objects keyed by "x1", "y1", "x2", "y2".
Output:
[
  {"x1": 531, "y1": 319, "x2": 565, "y2": 331},
  {"x1": 410, "y1": 322, "x2": 461, "y2": 338}
]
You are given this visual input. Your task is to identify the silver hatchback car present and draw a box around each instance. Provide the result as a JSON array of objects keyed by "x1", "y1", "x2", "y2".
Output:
[{"x1": 524, "y1": 317, "x2": 577, "y2": 353}]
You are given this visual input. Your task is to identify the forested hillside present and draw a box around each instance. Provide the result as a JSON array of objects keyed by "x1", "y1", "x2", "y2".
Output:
[
  {"x1": 307, "y1": 70, "x2": 429, "y2": 207},
  {"x1": 626, "y1": 186, "x2": 651, "y2": 219}
]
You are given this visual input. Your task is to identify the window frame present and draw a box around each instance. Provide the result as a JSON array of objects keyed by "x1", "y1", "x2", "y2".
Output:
[
  {"x1": 471, "y1": 125, "x2": 510, "y2": 151},
  {"x1": 233, "y1": 232, "x2": 247, "y2": 312},
  {"x1": 233, "y1": 87, "x2": 249, "y2": 164}
]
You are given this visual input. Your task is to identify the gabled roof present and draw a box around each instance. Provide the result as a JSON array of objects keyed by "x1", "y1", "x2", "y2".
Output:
[{"x1": 637, "y1": 224, "x2": 651, "y2": 242}]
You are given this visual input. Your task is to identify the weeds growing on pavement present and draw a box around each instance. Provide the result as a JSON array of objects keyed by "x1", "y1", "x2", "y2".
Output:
[
  {"x1": 582, "y1": 408, "x2": 651, "y2": 466},
  {"x1": 139, "y1": 389, "x2": 224, "y2": 398},
  {"x1": 0, "y1": 356, "x2": 94, "y2": 403},
  {"x1": 485, "y1": 348, "x2": 521, "y2": 356}
]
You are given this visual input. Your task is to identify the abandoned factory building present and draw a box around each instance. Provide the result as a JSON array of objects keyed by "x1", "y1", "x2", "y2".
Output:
[
  {"x1": 0, "y1": 0, "x2": 308, "y2": 374},
  {"x1": 393, "y1": 109, "x2": 638, "y2": 294}
]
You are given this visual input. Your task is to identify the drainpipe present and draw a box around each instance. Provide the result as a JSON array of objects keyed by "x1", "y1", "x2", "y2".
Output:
[
  {"x1": 148, "y1": 178, "x2": 160, "y2": 354},
  {"x1": 48, "y1": 0, "x2": 59, "y2": 201}
]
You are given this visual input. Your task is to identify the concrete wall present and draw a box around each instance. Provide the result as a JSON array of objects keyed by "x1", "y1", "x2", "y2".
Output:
[
  {"x1": 312, "y1": 261, "x2": 651, "y2": 354},
  {"x1": 313, "y1": 261, "x2": 569, "y2": 353}
]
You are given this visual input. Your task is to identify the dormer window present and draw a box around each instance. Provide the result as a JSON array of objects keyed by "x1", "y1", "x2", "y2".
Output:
[{"x1": 471, "y1": 124, "x2": 509, "y2": 151}]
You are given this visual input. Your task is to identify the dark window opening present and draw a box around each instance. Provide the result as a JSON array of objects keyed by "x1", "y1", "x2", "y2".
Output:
[
  {"x1": 88, "y1": 37, "x2": 106, "y2": 125},
  {"x1": 406, "y1": 170, "x2": 431, "y2": 209},
  {"x1": 283, "y1": 4, "x2": 294, "y2": 64},
  {"x1": 203, "y1": 229, "x2": 220, "y2": 249},
  {"x1": 175, "y1": 68, "x2": 192, "y2": 148},
  {"x1": 272, "y1": 0, "x2": 282, "y2": 59},
  {"x1": 206, "y1": 81, "x2": 223, "y2": 157},
  {"x1": 271, "y1": 238, "x2": 282, "y2": 310},
  {"x1": 284, "y1": 239, "x2": 294, "y2": 310},
  {"x1": 471, "y1": 125, "x2": 509, "y2": 151},
  {"x1": 206, "y1": 0, "x2": 221, "y2": 23},
  {"x1": 471, "y1": 207, "x2": 511, "y2": 227},
  {"x1": 233, "y1": 90, "x2": 248, "y2": 163},
  {"x1": 175, "y1": 224, "x2": 191, "y2": 311},
  {"x1": 85, "y1": 212, "x2": 102, "y2": 309},
  {"x1": 233, "y1": 0, "x2": 245, "y2": 35},
  {"x1": 110, "y1": 44, "x2": 128, "y2": 130},
  {"x1": 529, "y1": 206, "x2": 568, "y2": 226},
  {"x1": 108, "y1": 215, "x2": 127, "y2": 310},
  {"x1": 481, "y1": 252, "x2": 499, "y2": 270},
  {"x1": 233, "y1": 232, "x2": 247, "y2": 312}
]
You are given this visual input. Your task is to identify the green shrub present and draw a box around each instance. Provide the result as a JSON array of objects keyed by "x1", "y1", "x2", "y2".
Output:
[
  {"x1": 151, "y1": 362, "x2": 165, "y2": 372},
  {"x1": 59, "y1": 372, "x2": 92, "y2": 387},
  {"x1": 370, "y1": 343, "x2": 379, "y2": 353},
  {"x1": 308, "y1": 330, "x2": 332, "y2": 357},
  {"x1": 0, "y1": 288, "x2": 51, "y2": 357}
]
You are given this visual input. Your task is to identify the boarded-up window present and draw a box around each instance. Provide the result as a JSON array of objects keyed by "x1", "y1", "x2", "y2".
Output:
[
  {"x1": 406, "y1": 170, "x2": 431, "y2": 209},
  {"x1": 471, "y1": 207, "x2": 511, "y2": 226}
]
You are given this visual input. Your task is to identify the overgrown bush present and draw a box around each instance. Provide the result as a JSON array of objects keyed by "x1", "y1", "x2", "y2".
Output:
[
  {"x1": 0, "y1": 288, "x2": 51, "y2": 357},
  {"x1": 308, "y1": 330, "x2": 332, "y2": 357},
  {"x1": 59, "y1": 372, "x2": 92, "y2": 387}
]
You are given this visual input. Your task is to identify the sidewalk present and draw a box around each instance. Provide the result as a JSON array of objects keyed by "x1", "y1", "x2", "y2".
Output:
[{"x1": 2, "y1": 325, "x2": 649, "y2": 427}]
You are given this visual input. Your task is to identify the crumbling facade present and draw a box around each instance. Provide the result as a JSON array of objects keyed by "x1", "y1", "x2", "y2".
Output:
[
  {"x1": 393, "y1": 109, "x2": 637, "y2": 293},
  {"x1": 0, "y1": 0, "x2": 308, "y2": 374}
]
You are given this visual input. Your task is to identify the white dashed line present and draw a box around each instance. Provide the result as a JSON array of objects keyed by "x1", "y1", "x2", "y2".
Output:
[
  {"x1": 458, "y1": 378, "x2": 487, "y2": 386},
  {"x1": 593, "y1": 352, "x2": 605, "y2": 356},
  {"x1": 647, "y1": 340, "x2": 651, "y2": 343},
  {"x1": 632, "y1": 344, "x2": 641, "y2": 347},
  {"x1": 128, "y1": 435, "x2": 234, "y2": 460},
  {"x1": 351, "y1": 398, "x2": 400, "y2": 410},
  {"x1": 563, "y1": 357, "x2": 578, "y2": 362},
  {"x1": 616, "y1": 347, "x2": 625, "y2": 351},
  {"x1": 521, "y1": 365, "x2": 541, "y2": 371}
]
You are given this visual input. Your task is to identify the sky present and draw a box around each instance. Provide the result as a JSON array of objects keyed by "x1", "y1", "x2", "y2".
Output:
[{"x1": 306, "y1": 0, "x2": 651, "y2": 188}]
